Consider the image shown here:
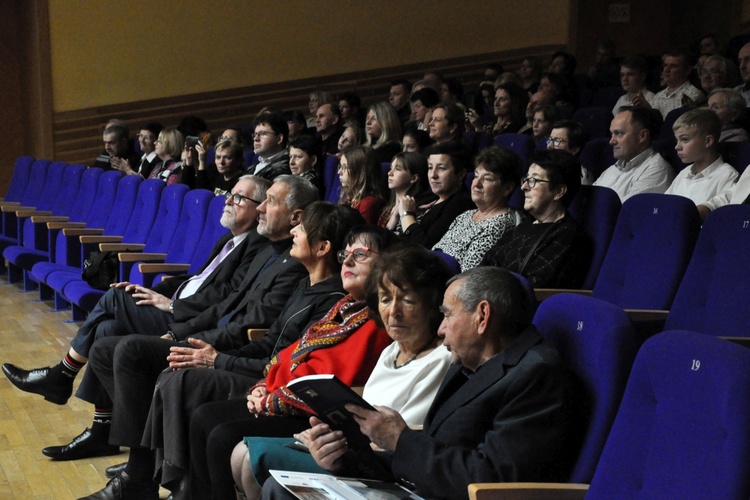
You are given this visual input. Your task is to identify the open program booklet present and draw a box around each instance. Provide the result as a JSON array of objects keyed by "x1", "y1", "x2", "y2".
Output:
[{"x1": 270, "y1": 470, "x2": 424, "y2": 500}]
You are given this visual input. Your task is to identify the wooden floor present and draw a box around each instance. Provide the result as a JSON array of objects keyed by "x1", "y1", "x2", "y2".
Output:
[{"x1": 0, "y1": 278, "x2": 168, "y2": 498}]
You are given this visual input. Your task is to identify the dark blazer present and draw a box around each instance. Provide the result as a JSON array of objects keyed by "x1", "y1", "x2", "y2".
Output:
[
  {"x1": 385, "y1": 328, "x2": 574, "y2": 500},
  {"x1": 168, "y1": 239, "x2": 307, "y2": 350},
  {"x1": 248, "y1": 151, "x2": 291, "y2": 181},
  {"x1": 152, "y1": 229, "x2": 269, "y2": 323}
]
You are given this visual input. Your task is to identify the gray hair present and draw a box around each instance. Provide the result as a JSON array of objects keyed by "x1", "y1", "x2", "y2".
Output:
[
  {"x1": 447, "y1": 267, "x2": 532, "y2": 337},
  {"x1": 238, "y1": 174, "x2": 271, "y2": 203},
  {"x1": 709, "y1": 87, "x2": 746, "y2": 116},
  {"x1": 273, "y1": 174, "x2": 320, "y2": 211}
]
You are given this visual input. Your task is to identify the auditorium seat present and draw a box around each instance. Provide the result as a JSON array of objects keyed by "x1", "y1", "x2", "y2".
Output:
[
  {"x1": 493, "y1": 134, "x2": 534, "y2": 169},
  {"x1": 590, "y1": 86, "x2": 625, "y2": 111},
  {"x1": 571, "y1": 107, "x2": 613, "y2": 140},
  {"x1": 0, "y1": 156, "x2": 35, "y2": 203},
  {"x1": 0, "y1": 159, "x2": 51, "y2": 253},
  {"x1": 718, "y1": 141, "x2": 750, "y2": 175},
  {"x1": 578, "y1": 137, "x2": 614, "y2": 180}
]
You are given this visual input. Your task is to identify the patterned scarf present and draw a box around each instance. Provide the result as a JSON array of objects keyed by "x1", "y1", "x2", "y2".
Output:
[{"x1": 264, "y1": 294, "x2": 369, "y2": 376}]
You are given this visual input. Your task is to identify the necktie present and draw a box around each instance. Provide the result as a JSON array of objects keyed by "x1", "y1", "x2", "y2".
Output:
[{"x1": 172, "y1": 239, "x2": 234, "y2": 300}]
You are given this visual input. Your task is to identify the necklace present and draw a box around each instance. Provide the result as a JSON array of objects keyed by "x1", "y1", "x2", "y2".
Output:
[{"x1": 393, "y1": 338, "x2": 436, "y2": 369}]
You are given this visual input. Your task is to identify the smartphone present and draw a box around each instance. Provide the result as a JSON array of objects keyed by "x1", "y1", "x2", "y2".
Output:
[{"x1": 186, "y1": 136, "x2": 201, "y2": 147}]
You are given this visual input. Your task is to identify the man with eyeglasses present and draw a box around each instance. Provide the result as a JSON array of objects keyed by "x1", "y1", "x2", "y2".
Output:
[
  {"x1": 546, "y1": 120, "x2": 594, "y2": 185},
  {"x1": 248, "y1": 111, "x2": 292, "y2": 181},
  {"x1": 3, "y1": 175, "x2": 272, "y2": 461}
]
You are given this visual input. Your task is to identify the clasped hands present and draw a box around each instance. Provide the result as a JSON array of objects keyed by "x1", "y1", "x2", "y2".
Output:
[{"x1": 295, "y1": 405, "x2": 408, "y2": 472}]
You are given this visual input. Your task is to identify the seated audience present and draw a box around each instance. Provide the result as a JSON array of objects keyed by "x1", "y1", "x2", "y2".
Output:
[
  {"x1": 99, "y1": 202, "x2": 364, "y2": 498},
  {"x1": 531, "y1": 104, "x2": 556, "y2": 144},
  {"x1": 707, "y1": 88, "x2": 750, "y2": 142},
  {"x1": 248, "y1": 112, "x2": 291, "y2": 181},
  {"x1": 389, "y1": 79, "x2": 413, "y2": 127},
  {"x1": 338, "y1": 146, "x2": 385, "y2": 224},
  {"x1": 440, "y1": 78, "x2": 465, "y2": 109},
  {"x1": 259, "y1": 267, "x2": 578, "y2": 500},
  {"x1": 586, "y1": 40, "x2": 620, "y2": 89},
  {"x1": 409, "y1": 87, "x2": 440, "y2": 131},
  {"x1": 93, "y1": 123, "x2": 140, "y2": 172},
  {"x1": 539, "y1": 71, "x2": 575, "y2": 109},
  {"x1": 182, "y1": 226, "x2": 397, "y2": 499},
  {"x1": 148, "y1": 128, "x2": 184, "y2": 184},
  {"x1": 428, "y1": 103, "x2": 465, "y2": 145},
  {"x1": 285, "y1": 110, "x2": 309, "y2": 143},
  {"x1": 336, "y1": 124, "x2": 364, "y2": 157},
  {"x1": 517, "y1": 56, "x2": 543, "y2": 93},
  {"x1": 433, "y1": 147, "x2": 523, "y2": 271},
  {"x1": 2, "y1": 176, "x2": 271, "y2": 460},
  {"x1": 288, "y1": 135, "x2": 325, "y2": 198},
  {"x1": 594, "y1": 107, "x2": 674, "y2": 202},
  {"x1": 231, "y1": 245, "x2": 454, "y2": 499},
  {"x1": 467, "y1": 82, "x2": 528, "y2": 135},
  {"x1": 518, "y1": 90, "x2": 553, "y2": 134},
  {"x1": 650, "y1": 50, "x2": 706, "y2": 116},
  {"x1": 733, "y1": 42, "x2": 750, "y2": 106},
  {"x1": 338, "y1": 92, "x2": 364, "y2": 128},
  {"x1": 195, "y1": 139, "x2": 245, "y2": 194},
  {"x1": 126, "y1": 123, "x2": 163, "y2": 178},
  {"x1": 401, "y1": 127, "x2": 432, "y2": 153},
  {"x1": 612, "y1": 55, "x2": 655, "y2": 114},
  {"x1": 400, "y1": 142, "x2": 475, "y2": 248},
  {"x1": 698, "y1": 163, "x2": 750, "y2": 220},
  {"x1": 315, "y1": 103, "x2": 344, "y2": 155},
  {"x1": 380, "y1": 151, "x2": 428, "y2": 232},
  {"x1": 699, "y1": 55, "x2": 739, "y2": 96},
  {"x1": 364, "y1": 102, "x2": 403, "y2": 164},
  {"x1": 306, "y1": 90, "x2": 331, "y2": 128},
  {"x1": 547, "y1": 120, "x2": 594, "y2": 185},
  {"x1": 483, "y1": 149, "x2": 591, "y2": 288},
  {"x1": 665, "y1": 108, "x2": 738, "y2": 205}
]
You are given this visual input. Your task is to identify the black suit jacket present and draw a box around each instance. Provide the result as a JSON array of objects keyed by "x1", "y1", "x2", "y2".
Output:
[
  {"x1": 383, "y1": 328, "x2": 574, "y2": 500},
  {"x1": 151, "y1": 229, "x2": 269, "y2": 323},
  {"x1": 168, "y1": 238, "x2": 307, "y2": 350}
]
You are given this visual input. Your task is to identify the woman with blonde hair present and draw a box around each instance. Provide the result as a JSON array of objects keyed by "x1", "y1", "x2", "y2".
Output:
[
  {"x1": 338, "y1": 146, "x2": 384, "y2": 224},
  {"x1": 364, "y1": 102, "x2": 402, "y2": 164},
  {"x1": 148, "y1": 128, "x2": 184, "y2": 185}
]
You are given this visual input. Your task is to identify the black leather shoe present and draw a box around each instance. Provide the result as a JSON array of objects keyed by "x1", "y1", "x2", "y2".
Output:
[
  {"x1": 105, "y1": 462, "x2": 127, "y2": 479},
  {"x1": 42, "y1": 427, "x2": 121, "y2": 461},
  {"x1": 77, "y1": 471, "x2": 159, "y2": 500},
  {"x1": 2, "y1": 363, "x2": 73, "y2": 405}
]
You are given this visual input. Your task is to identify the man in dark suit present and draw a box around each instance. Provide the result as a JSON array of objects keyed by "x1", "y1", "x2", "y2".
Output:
[
  {"x1": 265, "y1": 267, "x2": 576, "y2": 500},
  {"x1": 2, "y1": 175, "x2": 271, "y2": 459},
  {"x1": 248, "y1": 112, "x2": 291, "y2": 181}
]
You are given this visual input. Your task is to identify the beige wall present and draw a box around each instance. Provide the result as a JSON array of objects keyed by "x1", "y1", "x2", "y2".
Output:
[{"x1": 48, "y1": 0, "x2": 571, "y2": 112}]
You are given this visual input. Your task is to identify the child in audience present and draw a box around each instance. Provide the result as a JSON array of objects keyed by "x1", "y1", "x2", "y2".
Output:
[
  {"x1": 338, "y1": 146, "x2": 384, "y2": 224},
  {"x1": 664, "y1": 108, "x2": 738, "y2": 205}
]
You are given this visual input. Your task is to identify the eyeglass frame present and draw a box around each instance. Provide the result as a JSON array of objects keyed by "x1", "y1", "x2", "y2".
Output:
[
  {"x1": 545, "y1": 136, "x2": 567, "y2": 147},
  {"x1": 521, "y1": 176, "x2": 552, "y2": 189},
  {"x1": 252, "y1": 131, "x2": 277, "y2": 140},
  {"x1": 224, "y1": 192, "x2": 262, "y2": 206},
  {"x1": 336, "y1": 247, "x2": 379, "y2": 264}
]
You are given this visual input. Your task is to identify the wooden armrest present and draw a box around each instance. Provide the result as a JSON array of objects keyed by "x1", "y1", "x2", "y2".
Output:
[
  {"x1": 49, "y1": 221, "x2": 87, "y2": 230},
  {"x1": 63, "y1": 227, "x2": 104, "y2": 236},
  {"x1": 30, "y1": 215, "x2": 69, "y2": 223},
  {"x1": 468, "y1": 483, "x2": 588, "y2": 500},
  {"x1": 16, "y1": 210, "x2": 52, "y2": 217},
  {"x1": 138, "y1": 263, "x2": 190, "y2": 273},
  {"x1": 407, "y1": 424, "x2": 423, "y2": 431},
  {"x1": 0, "y1": 201, "x2": 21, "y2": 208},
  {"x1": 2, "y1": 204, "x2": 34, "y2": 212},
  {"x1": 99, "y1": 243, "x2": 145, "y2": 252},
  {"x1": 248, "y1": 328, "x2": 269, "y2": 342},
  {"x1": 118, "y1": 252, "x2": 166, "y2": 262},
  {"x1": 720, "y1": 336, "x2": 750, "y2": 349},
  {"x1": 351, "y1": 386, "x2": 365, "y2": 396},
  {"x1": 534, "y1": 288, "x2": 593, "y2": 301},
  {"x1": 624, "y1": 309, "x2": 669, "y2": 323},
  {"x1": 77, "y1": 234, "x2": 117, "y2": 242}
]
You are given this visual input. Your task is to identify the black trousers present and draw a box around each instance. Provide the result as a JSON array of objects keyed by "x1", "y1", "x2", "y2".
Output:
[{"x1": 187, "y1": 398, "x2": 308, "y2": 500}]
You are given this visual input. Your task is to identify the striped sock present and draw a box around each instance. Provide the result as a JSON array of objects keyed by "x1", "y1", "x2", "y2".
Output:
[
  {"x1": 60, "y1": 354, "x2": 85, "y2": 378},
  {"x1": 93, "y1": 408, "x2": 113, "y2": 425}
]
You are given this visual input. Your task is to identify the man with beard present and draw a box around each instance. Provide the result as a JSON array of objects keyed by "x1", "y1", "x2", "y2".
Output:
[{"x1": 2, "y1": 175, "x2": 271, "y2": 460}]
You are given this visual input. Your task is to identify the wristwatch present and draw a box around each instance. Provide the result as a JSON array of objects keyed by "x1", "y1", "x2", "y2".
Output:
[{"x1": 169, "y1": 301, "x2": 174, "y2": 314}]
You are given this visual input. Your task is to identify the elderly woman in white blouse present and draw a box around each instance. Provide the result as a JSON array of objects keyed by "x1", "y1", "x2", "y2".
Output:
[{"x1": 433, "y1": 146, "x2": 524, "y2": 271}]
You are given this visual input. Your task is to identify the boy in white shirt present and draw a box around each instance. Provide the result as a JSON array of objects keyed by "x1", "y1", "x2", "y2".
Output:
[{"x1": 665, "y1": 108, "x2": 738, "y2": 205}]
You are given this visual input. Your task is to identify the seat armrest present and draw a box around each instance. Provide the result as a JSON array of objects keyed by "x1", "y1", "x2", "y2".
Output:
[
  {"x1": 30, "y1": 215, "x2": 69, "y2": 223},
  {"x1": 248, "y1": 328, "x2": 268, "y2": 342},
  {"x1": 534, "y1": 288, "x2": 593, "y2": 301},
  {"x1": 16, "y1": 210, "x2": 52, "y2": 217},
  {"x1": 77, "y1": 234, "x2": 118, "y2": 243},
  {"x1": 467, "y1": 483, "x2": 589, "y2": 500},
  {"x1": 99, "y1": 243, "x2": 145, "y2": 252},
  {"x1": 118, "y1": 252, "x2": 166, "y2": 263},
  {"x1": 138, "y1": 263, "x2": 190, "y2": 274},
  {"x1": 0, "y1": 201, "x2": 21, "y2": 208},
  {"x1": 624, "y1": 309, "x2": 669, "y2": 323},
  {"x1": 49, "y1": 221, "x2": 87, "y2": 230},
  {"x1": 63, "y1": 227, "x2": 104, "y2": 236},
  {"x1": 720, "y1": 337, "x2": 750, "y2": 349},
  {"x1": 1, "y1": 204, "x2": 34, "y2": 212}
]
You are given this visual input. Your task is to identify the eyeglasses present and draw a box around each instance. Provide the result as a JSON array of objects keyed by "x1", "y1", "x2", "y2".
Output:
[
  {"x1": 218, "y1": 135, "x2": 235, "y2": 142},
  {"x1": 337, "y1": 248, "x2": 378, "y2": 264},
  {"x1": 700, "y1": 68, "x2": 723, "y2": 77},
  {"x1": 137, "y1": 134, "x2": 155, "y2": 141},
  {"x1": 252, "y1": 131, "x2": 276, "y2": 139},
  {"x1": 224, "y1": 192, "x2": 262, "y2": 206},
  {"x1": 521, "y1": 177, "x2": 551, "y2": 189},
  {"x1": 546, "y1": 137, "x2": 567, "y2": 147}
]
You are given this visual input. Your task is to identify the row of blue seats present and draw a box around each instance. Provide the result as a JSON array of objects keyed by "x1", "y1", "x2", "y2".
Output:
[{"x1": 1, "y1": 159, "x2": 230, "y2": 320}]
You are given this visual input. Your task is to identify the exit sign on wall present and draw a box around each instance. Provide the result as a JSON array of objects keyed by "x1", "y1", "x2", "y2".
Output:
[{"x1": 609, "y1": 4, "x2": 630, "y2": 22}]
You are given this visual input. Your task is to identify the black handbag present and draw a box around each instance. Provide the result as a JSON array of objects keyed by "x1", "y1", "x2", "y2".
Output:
[{"x1": 82, "y1": 251, "x2": 118, "y2": 290}]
